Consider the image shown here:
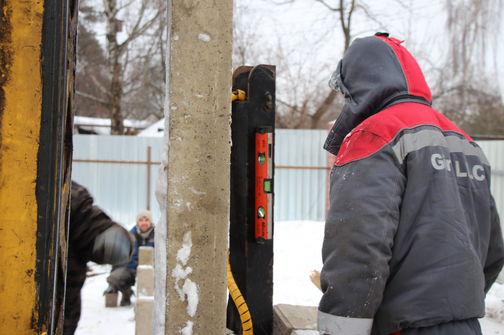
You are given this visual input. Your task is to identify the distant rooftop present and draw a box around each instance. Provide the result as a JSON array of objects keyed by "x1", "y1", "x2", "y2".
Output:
[{"x1": 74, "y1": 116, "x2": 153, "y2": 135}]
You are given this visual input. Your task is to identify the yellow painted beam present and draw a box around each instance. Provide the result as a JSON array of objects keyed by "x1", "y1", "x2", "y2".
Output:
[{"x1": 0, "y1": 0, "x2": 44, "y2": 333}]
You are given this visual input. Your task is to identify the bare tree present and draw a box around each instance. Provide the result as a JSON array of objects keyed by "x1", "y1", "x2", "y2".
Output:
[
  {"x1": 444, "y1": 0, "x2": 502, "y2": 85},
  {"x1": 466, "y1": 92, "x2": 504, "y2": 136},
  {"x1": 75, "y1": 23, "x2": 111, "y2": 118},
  {"x1": 232, "y1": 0, "x2": 266, "y2": 70},
  {"x1": 270, "y1": 39, "x2": 343, "y2": 129},
  {"x1": 269, "y1": 0, "x2": 503, "y2": 133},
  {"x1": 431, "y1": 0, "x2": 503, "y2": 134},
  {"x1": 269, "y1": 0, "x2": 385, "y2": 128},
  {"x1": 76, "y1": 0, "x2": 166, "y2": 134}
]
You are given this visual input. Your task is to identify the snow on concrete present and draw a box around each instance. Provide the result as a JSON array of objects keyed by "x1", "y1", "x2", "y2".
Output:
[
  {"x1": 172, "y1": 264, "x2": 193, "y2": 301},
  {"x1": 198, "y1": 34, "x2": 211, "y2": 42},
  {"x1": 172, "y1": 264, "x2": 193, "y2": 281},
  {"x1": 179, "y1": 321, "x2": 194, "y2": 335},
  {"x1": 176, "y1": 231, "x2": 193, "y2": 265},
  {"x1": 76, "y1": 221, "x2": 504, "y2": 334},
  {"x1": 171, "y1": 230, "x2": 199, "y2": 318},
  {"x1": 182, "y1": 278, "x2": 199, "y2": 317},
  {"x1": 152, "y1": 106, "x2": 170, "y2": 334}
]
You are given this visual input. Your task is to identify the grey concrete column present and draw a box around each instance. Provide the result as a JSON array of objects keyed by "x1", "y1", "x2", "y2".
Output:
[{"x1": 159, "y1": 0, "x2": 233, "y2": 334}]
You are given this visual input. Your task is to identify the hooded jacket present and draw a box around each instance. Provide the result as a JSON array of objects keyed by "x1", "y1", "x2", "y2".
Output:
[
  {"x1": 65, "y1": 181, "x2": 132, "y2": 335},
  {"x1": 318, "y1": 34, "x2": 504, "y2": 335}
]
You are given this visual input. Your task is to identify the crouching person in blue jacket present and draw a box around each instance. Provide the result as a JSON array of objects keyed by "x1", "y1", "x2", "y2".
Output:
[{"x1": 104, "y1": 209, "x2": 155, "y2": 306}]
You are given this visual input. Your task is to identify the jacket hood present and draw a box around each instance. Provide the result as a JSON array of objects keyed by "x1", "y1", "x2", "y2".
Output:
[{"x1": 324, "y1": 33, "x2": 432, "y2": 156}]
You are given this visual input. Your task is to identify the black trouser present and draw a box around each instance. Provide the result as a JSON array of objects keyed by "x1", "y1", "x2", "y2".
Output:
[
  {"x1": 107, "y1": 266, "x2": 136, "y2": 292},
  {"x1": 63, "y1": 255, "x2": 87, "y2": 335},
  {"x1": 401, "y1": 318, "x2": 482, "y2": 335}
]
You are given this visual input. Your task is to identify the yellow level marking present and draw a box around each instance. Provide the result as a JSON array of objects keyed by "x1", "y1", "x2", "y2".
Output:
[{"x1": 0, "y1": 0, "x2": 44, "y2": 333}]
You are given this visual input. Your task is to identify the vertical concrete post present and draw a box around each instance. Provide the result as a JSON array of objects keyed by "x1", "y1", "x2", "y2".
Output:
[{"x1": 159, "y1": 0, "x2": 233, "y2": 334}]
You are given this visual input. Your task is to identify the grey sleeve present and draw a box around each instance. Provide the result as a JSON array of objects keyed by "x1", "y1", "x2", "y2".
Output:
[
  {"x1": 319, "y1": 148, "x2": 405, "y2": 323},
  {"x1": 484, "y1": 194, "x2": 504, "y2": 293}
]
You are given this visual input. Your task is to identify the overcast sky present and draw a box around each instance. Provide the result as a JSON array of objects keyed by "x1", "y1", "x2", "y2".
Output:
[
  {"x1": 84, "y1": 0, "x2": 504, "y2": 96},
  {"x1": 235, "y1": 0, "x2": 504, "y2": 95}
]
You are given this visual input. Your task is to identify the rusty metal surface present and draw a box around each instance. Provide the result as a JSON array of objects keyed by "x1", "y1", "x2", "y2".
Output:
[
  {"x1": 0, "y1": 0, "x2": 75, "y2": 333},
  {"x1": 0, "y1": 1, "x2": 44, "y2": 332}
]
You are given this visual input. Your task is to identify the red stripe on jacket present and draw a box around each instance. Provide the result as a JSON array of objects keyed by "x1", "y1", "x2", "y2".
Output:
[
  {"x1": 335, "y1": 102, "x2": 472, "y2": 166},
  {"x1": 374, "y1": 35, "x2": 432, "y2": 103}
]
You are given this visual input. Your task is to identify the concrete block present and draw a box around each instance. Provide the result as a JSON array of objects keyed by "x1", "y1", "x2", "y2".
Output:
[
  {"x1": 290, "y1": 331, "x2": 319, "y2": 335},
  {"x1": 273, "y1": 304, "x2": 318, "y2": 335},
  {"x1": 138, "y1": 246, "x2": 153, "y2": 266},
  {"x1": 135, "y1": 297, "x2": 153, "y2": 335},
  {"x1": 105, "y1": 292, "x2": 118, "y2": 308},
  {"x1": 136, "y1": 265, "x2": 154, "y2": 297}
]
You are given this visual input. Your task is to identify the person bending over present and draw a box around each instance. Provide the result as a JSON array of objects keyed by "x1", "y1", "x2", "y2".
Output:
[{"x1": 65, "y1": 181, "x2": 133, "y2": 335}]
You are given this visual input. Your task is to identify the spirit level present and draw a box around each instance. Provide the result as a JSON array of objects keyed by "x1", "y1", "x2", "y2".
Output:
[{"x1": 255, "y1": 127, "x2": 273, "y2": 243}]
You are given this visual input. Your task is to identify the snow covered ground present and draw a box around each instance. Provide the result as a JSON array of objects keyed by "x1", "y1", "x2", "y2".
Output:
[{"x1": 76, "y1": 221, "x2": 504, "y2": 334}]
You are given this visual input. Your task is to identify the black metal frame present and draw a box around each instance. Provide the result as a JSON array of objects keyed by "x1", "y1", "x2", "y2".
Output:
[
  {"x1": 35, "y1": 0, "x2": 76, "y2": 333},
  {"x1": 227, "y1": 65, "x2": 276, "y2": 335}
]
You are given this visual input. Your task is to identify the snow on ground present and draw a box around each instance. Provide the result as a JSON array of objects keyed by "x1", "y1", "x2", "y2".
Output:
[
  {"x1": 75, "y1": 264, "x2": 136, "y2": 335},
  {"x1": 77, "y1": 221, "x2": 504, "y2": 334}
]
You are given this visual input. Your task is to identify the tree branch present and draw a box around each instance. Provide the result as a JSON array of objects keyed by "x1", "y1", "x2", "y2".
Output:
[
  {"x1": 315, "y1": 0, "x2": 340, "y2": 11},
  {"x1": 355, "y1": 3, "x2": 384, "y2": 28},
  {"x1": 276, "y1": 98, "x2": 297, "y2": 109},
  {"x1": 75, "y1": 90, "x2": 111, "y2": 106},
  {"x1": 270, "y1": 0, "x2": 296, "y2": 4},
  {"x1": 119, "y1": 1, "x2": 162, "y2": 52},
  {"x1": 83, "y1": 66, "x2": 112, "y2": 98}
]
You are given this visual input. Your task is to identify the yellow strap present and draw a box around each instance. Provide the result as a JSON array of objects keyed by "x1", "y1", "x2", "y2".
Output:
[{"x1": 227, "y1": 259, "x2": 253, "y2": 335}]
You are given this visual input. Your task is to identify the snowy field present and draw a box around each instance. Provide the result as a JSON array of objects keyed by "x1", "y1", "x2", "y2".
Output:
[{"x1": 76, "y1": 221, "x2": 504, "y2": 334}]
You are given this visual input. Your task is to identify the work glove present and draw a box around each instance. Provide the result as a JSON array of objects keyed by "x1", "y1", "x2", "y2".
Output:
[{"x1": 92, "y1": 226, "x2": 134, "y2": 265}]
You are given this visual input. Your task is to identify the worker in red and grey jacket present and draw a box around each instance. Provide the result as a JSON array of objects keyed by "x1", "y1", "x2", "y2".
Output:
[{"x1": 318, "y1": 33, "x2": 504, "y2": 335}]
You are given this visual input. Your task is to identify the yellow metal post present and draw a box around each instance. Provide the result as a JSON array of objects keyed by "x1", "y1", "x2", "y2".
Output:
[
  {"x1": 0, "y1": 1, "x2": 44, "y2": 333},
  {"x1": 0, "y1": 0, "x2": 76, "y2": 333}
]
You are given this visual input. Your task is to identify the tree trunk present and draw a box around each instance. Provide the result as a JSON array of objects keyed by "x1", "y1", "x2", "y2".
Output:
[
  {"x1": 310, "y1": 90, "x2": 338, "y2": 129},
  {"x1": 110, "y1": 57, "x2": 123, "y2": 135},
  {"x1": 310, "y1": 0, "x2": 353, "y2": 129},
  {"x1": 105, "y1": 0, "x2": 124, "y2": 135}
]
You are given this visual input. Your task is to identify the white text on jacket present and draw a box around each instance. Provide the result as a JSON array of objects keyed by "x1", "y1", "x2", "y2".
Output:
[{"x1": 431, "y1": 153, "x2": 485, "y2": 181}]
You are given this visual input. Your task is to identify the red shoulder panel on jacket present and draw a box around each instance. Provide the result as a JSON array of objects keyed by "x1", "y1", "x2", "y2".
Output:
[{"x1": 335, "y1": 103, "x2": 472, "y2": 166}]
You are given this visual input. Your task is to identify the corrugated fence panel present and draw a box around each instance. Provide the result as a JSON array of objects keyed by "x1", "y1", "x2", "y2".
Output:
[
  {"x1": 477, "y1": 140, "x2": 504, "y2": 282},
  {"x1": 274, "y1": 129, "x2": 328, "y2": 222},
  {"x1": 476, "y1": 141, "x2": 504, "y2": 222},
  {"x1": 72, "y1": 135, "x2": 163, "y2": 227},
  {"x1": 72, "y1": 130, "x2": 330, "y2": 227},
  {"x1": 71, "y1": 134, "x2": 504, "y2": 227}
]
